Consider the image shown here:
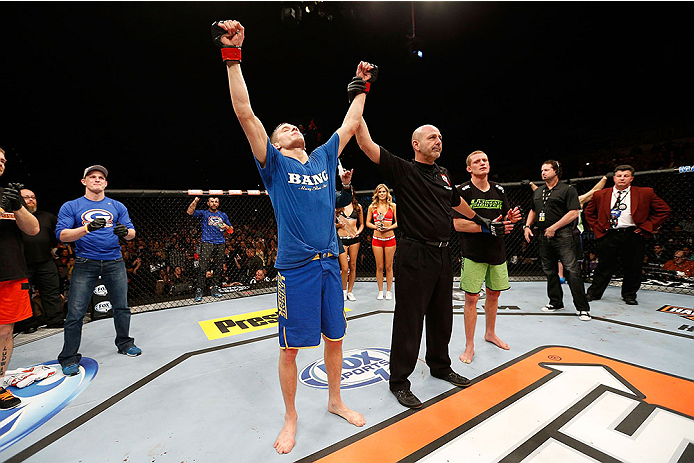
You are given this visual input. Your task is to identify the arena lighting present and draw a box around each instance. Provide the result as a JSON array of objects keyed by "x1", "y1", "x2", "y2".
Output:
[
  {"x1": 282, "y1": 1, "x2": 333, "y2": 26},
  {"x1": 406, "y1": 1, "x2": 424, "y2": 59},
  {"x1": 280, "y1": 2, "x2": 302, "y2": 27}
]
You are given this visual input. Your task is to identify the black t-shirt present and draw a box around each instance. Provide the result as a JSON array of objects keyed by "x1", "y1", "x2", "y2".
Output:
[
  {"x1": 0, "y1": 187, "x2": 29, "y2": 281},
  {"x1": 378, "y1": 147, "x2": 462, "y2": 242},
  {"x1": 454, "y1": 181, "x2": 510, "y2": 265},
  {"x1": 22, "y1": 210, "x2": 58, "y2": 265},
  {"x1": 530, "y1": 182, "x2": 580, "y2": 230}
]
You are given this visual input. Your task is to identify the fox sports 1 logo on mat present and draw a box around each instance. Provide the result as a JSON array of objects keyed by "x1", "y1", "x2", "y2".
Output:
[{"x1": 300, "y1": 348, "x2": 390, "y2": 389}]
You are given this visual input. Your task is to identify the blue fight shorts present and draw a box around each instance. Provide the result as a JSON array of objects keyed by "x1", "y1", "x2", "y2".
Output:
[{"x1": 276, "y1": 254, "x2": 346, "y2": 349}]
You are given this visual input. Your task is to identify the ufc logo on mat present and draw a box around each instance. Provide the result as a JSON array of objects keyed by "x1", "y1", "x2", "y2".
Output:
[{"x1": 312, "y1": 346, "x2": 694, "y2": 463}]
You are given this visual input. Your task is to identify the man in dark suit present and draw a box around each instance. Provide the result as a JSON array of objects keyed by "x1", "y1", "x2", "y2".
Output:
[{"x1": 584, "y1": 165, "x2": 670, "y2": 305}]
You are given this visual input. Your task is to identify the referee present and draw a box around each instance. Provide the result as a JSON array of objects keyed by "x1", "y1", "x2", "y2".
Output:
[{"x1": 355, "y1": 120, "x2": 504, "y2": 409}]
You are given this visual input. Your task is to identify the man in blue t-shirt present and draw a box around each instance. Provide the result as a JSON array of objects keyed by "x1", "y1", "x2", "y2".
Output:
[
  {"x1": 213, "y1": 19, "x2": 373, "y2": 455},
  {"x1": 186, "y1": 196, "x2": 232, "y2": 301},
  {"x1": 55, "y1": 165, "x2": 141, "y2": 377}
]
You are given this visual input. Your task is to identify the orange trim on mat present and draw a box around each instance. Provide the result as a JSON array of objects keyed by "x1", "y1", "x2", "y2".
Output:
[{"x1": 314, "y1": 346, "x2": 694, "y2": 463}]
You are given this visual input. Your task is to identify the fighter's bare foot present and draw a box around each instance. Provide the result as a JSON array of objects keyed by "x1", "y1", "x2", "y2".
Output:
[
  {"x1": 329, "y1": 402, "x2": 366, "y2": 427},
  {"x1": 459, "y1": 346, "x2": 475, "y2": 364},
  {"x1": 273, "y1": 413, "x2": 298, "y2": 455},
  {"x1": 485, "y1": 333, "x2": 509, "y2": 350}
]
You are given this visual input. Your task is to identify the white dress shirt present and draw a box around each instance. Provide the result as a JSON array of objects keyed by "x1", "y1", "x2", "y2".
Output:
[{"x1": 612, "y1": 186, "x2": 635, "y2": 228}]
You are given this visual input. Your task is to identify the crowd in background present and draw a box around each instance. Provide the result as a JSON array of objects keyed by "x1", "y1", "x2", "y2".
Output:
[
  {"x1": 119, "y1": 218, "x2": 279, "y2": 303},
  {"x1": 17, "y1": 133, "x2": 694, "y2": 316}
]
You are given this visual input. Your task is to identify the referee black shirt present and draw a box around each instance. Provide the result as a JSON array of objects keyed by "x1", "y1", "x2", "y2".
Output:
[
  {"x1": 530, "y1": 182, "x2": 580, "y2": 231},
  {"x1": 378, "y1": 147, "x2": 462, "y2": 242}
]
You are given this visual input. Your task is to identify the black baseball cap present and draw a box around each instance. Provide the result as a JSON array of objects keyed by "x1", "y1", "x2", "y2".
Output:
[{"x1": 83, "y1": 165, "x2": 108, "y2": 178}]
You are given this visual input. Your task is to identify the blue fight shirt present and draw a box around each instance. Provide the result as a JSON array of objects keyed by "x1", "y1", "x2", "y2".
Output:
[
  {"x1": 256, "y1": 132, "x2": 340, "y2": 269},
  {"x1": 192, "y1": 210, "x2": 231, "y2": 244},
  {"x1": 56, "y1": 196, "x2": 134, "y2": 260}
]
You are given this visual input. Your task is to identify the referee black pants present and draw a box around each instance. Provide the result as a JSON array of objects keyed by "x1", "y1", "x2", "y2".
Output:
[{"x1": 389, "y1": 239, "x2": 453, "y2": 392}]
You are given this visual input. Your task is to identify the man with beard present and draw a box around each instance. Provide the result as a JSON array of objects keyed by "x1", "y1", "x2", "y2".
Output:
[
  {"x1": 20, "y1": 188, "x2": 65, "y2": 329},
  {"x1": 187, "y1": 196, "x2": 232, "y2": 301},
  {"x1": 524, "y1": 160, "x2": 591, "y2": 320}
]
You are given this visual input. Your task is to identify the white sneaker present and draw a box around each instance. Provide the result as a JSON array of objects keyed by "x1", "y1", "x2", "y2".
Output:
[
  {"x1": 541, "y1": 304, "x2": 563, "y2": 312},
  {"x1": 343, "y1": 290, "x2": 347, "y2": 301},
  {"x1": 385, "y1": 291, "x2": 393, "y2": 300},
  {"x1": 376, "y1": 291, "x2": 384, "y2": 300},
  {"x1": 346, "y1": 292, "x2": 356, "y2": 301},
  {"x1": 577, "y1": 311, "x2": 591, "y2": 321}
]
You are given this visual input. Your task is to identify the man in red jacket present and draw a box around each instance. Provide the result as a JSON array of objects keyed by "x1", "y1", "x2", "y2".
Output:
[{"x1": 583, "y1": 165, "x2": 670, "y2": 305}]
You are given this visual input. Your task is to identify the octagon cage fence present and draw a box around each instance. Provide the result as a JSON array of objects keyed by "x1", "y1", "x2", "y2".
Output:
[{"x1": 101, "y1": 166, "x2": 692, "y2": 316}]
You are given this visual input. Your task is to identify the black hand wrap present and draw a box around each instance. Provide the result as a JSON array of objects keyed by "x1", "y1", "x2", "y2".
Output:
[
  {"x1": 472, "y1": 214, "x2": 503, "y2": 237},
  {"x1": 211, "y1": 21, "x2": 241, "y2": 62},
  {"x1": 113, "y1": 223, "x2": 128, "y2": 238},
  {"x1": 488, "y1": 221, "x2": 505, "y2": 237},
  {"x1": 364, "y1": 65, "x2": 379, "y2": 92},
  {"x1": 471, "y1": 213, "x2": 490, "y2": 229},
  {"x1": 87, "y1": 217, "x2": 107, "y2": 232},
  {"x1": 347, "y1": 77, "x2": 367, "y2": 103},
  {"x1": 1, "y1": 183, "x2": 25, "y2": 211},
  {"x1": 605, "y1": 171, "x2": 614, "y2": 178}
]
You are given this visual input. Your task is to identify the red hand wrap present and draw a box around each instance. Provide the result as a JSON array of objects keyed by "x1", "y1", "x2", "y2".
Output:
[
  {"x1": 221, "y1": 47, "x2": 242, "y2": 62},
  {"x1": 365, "y1": 82, "x2": 371, "y2": 93}
]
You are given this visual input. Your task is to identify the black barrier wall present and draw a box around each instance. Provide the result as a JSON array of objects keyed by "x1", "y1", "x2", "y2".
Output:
[{"x1": 108, "y1": 167, "x2": 693, "y2": 313}]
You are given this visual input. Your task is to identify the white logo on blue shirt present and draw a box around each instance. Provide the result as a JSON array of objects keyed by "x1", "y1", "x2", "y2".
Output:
[{"x1": 287, "y1": 170, "x2": 329, "y2": 186}]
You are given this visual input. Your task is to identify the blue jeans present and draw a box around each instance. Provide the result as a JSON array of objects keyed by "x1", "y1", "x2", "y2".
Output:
[
  {"x1": 58, "y1": 257, "x2": 135, "y2": 367},
  {"x1": 538, "y1": 227, "x2": 590, "y2": 312}
]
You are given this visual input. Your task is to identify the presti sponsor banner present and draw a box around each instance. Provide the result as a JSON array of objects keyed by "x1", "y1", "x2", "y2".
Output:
[
  {"x1": 198, "y1": 307, "x2": 352, "y2": 340},
  {"x1": 312, "y1": 346, "x2": 694, "y2": 463}
]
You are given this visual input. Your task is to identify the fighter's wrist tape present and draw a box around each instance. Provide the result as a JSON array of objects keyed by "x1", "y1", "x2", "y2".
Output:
[
  {"x1": 364, "y1": 82, "x2": 371, "y2": 93},
  {"x1": 84, "y1": 224, "x2": 90, "y2": 234},
  {"x1": 221, "y1": 46, "x2": 242, "y2": 62}
]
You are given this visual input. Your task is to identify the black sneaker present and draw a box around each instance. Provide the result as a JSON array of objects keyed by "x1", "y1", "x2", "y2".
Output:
[
  {"x1": 392, "y1": 389, "x2": 422, "y2": 409},
  {"x1": 0, "y1": 387, "x2": 21, "y2": 410},
  {"x1": 434, "y1": 371, "x2": 472, "y2": 388}
]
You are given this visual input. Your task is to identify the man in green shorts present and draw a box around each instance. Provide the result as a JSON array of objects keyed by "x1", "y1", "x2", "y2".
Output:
[{"x1": 453, "y1": 151, "x2": 521, "y2": 363}]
